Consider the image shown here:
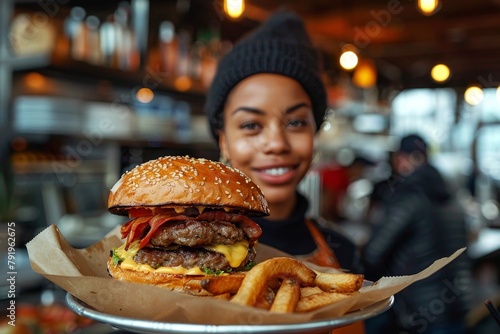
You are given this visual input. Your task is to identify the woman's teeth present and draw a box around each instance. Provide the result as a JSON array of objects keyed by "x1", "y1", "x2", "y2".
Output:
[{"x1": 262, "y1": 167, "x2": 291, "y2": 176}]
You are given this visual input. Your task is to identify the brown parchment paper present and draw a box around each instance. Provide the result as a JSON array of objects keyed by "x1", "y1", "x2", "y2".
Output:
[{"x1": 26, "y1": 224, "x2": 465, "y2": 325}]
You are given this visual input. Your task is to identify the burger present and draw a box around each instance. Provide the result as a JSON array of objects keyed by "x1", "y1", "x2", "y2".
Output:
[{"x1": 107, "y1": 156, "x2": 269, "y2": 295}]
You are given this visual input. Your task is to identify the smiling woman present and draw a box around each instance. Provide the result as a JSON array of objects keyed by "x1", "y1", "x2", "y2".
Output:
[
  {"x1": 204, "y1": 11, "x2": 365, "y2": 332},
  {"x1": 204, "y1": 11, "x2": 364, "y2": 332}
]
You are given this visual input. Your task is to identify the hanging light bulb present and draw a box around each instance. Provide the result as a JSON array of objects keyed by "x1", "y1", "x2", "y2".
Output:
[
  {"x1": 464, "y1": 85, "x2": 483, "y2": 106},
  {"x1": 431, "y1": 64, "x2": 451, "y2": 83},
  {"x1": 353, "y1": 59, "x2": 377, "y2": 88},
  {"x1": 136, "y1": 87, "x2": 154, "y2": 103},
  {"x1": 340, "y1": 51, "x2": 358, "y2": 70},
  {"x1": 339, "y1": 44, "x2": 359, "y2": 71},
  {"x1": 224, "y1": 0, "x2": 245, "y2": 19},
  {"x1": 417, "y1": 0, "x2": 441, "y2": 16}
]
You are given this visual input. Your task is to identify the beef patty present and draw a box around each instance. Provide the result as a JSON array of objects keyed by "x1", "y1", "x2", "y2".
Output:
[
  {"x1": 149, "y1": 220, "x2": 246, "y2": 248},
  {"x1": 134, "y1": 246, "x2": 257, "y2": 271},
  {"x1": 135, "y1": 219, "x2": 255, "y2": 271}
]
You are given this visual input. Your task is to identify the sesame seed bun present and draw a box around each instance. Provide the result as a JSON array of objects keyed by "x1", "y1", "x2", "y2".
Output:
[
  {"x1": 108, "y1": 156, "x2": 269, "y2": 216},
  {"x1": 106, "y1": 257, "x2": 237, "y2": 296}
]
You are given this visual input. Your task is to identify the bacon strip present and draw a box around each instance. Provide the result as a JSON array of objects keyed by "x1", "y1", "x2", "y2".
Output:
[
  {"x1": 120, "y1": 216, "x2": 150, "y2": 239},
  {"x1": 121, "y1": 216, "x2": 153, "y2": 250},
  {"x1": 138, "y1": 215, "x2": 176, "y2": 249}
]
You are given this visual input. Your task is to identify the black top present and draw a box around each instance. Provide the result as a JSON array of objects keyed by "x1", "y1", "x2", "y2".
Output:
[{"x1": 253, "y1": 192, "x2": 362, "y2": 272}]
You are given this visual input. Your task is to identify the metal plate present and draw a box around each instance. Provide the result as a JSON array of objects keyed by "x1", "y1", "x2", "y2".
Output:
[{"x1": 66, "y1": 293, "x2": 393, "y2": 334}]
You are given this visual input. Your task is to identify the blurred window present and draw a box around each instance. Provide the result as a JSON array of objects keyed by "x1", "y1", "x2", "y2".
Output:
[{"x1": 391, "y1": 88, "x2": 457, "y2": 149}]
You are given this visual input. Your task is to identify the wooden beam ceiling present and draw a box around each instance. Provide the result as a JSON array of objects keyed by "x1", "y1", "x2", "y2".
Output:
[{"x1": 245, "y1": 0, "x2": 500, "y2": 90}]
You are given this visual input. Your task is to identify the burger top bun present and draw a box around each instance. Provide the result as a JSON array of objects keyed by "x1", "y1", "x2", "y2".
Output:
[{"x1": 108, "y1": 156, "x2": 270, "y2": 217}]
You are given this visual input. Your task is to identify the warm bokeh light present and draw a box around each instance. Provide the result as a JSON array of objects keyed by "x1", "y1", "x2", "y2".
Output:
[
  {"x1": 417, "y1": 0, "x2": 440, "y2": 16},
  {"x1": 431, "y1": 64, "x2": 451, "y2": 83},
  {"x1": 224, "y1": 0, "x2": 245, "y2": 19},
  {"x1": 496, "y1": 86, "x2": 500, "y2": 102},
  {"x1": 136, "y1": 87, "x2": 154, "y2": 103},
  {"x1": 174, "y1": 76, "x2": 192, "y2": 92},
  {"x1": 24, "y1": 72, "x2": 47, "y2": 91},
  {"x1": 353, "y1": 59, "x2": 377, "y2": 88},
  {"x1": 464, "y1": 86, "x2": 484, "y2": 106},
  {"x1": 339, "y1": 51, "x2": 358, "y2": 70}
]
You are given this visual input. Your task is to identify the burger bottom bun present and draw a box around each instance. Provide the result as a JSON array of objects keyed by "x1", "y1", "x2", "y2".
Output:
[{"x1": 107, "y1": 257, "x2": 244, "y2": 296}]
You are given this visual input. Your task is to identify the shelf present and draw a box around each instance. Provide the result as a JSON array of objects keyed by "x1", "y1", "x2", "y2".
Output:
[
  {"x1": 0, "y1": 54, "x2": 51, "y2": 71},
  {"x1": 12, "y1": 95, "x2": 214, "y2": 145},
  {"x1": 13, "y1": 54, "x2": 208, "y2": 101}
]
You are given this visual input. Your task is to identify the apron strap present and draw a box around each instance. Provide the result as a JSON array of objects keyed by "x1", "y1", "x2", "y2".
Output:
[
  {"x1": 304, "y1": 219, "x2": 341, "y2": 269},
  {"x1": 305, "y1": 220, "x2": 366, "y2": 334}
]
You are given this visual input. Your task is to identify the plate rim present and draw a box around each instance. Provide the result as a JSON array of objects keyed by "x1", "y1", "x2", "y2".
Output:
[{"x1": 66, "y1": 292, "x2": 394, "y2": 334}]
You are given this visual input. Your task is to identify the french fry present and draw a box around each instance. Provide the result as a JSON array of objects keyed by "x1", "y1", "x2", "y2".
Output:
[
  {"x1": 300, "y1": 286, "x2": 324, "y2": 297},
  {"x1": 254, "y1": 286, "x2": 276, "y2": 310},
  {"x1": 296, "y1": 291, "x2": 355, "y2": 312},
  {"x1": 230, "y1": 257, "x2": 316, "y2": 307},
  {"x1": 253, "y1": 278, "x2": 281, "y2": 310},
  {"x1": 269, "y1": 279, "x2": 301, "y2": 313},
  {"x1": 200, "y1": 273, "x2": 246, "y2": 295},
  {"x1": 314, "y1": 271, "x2": 364, "y2": 293}
]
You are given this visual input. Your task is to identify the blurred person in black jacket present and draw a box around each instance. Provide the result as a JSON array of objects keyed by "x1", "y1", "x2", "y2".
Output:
[{"x1": 362, "y1": 134, "x2": 472, "y2": 334}]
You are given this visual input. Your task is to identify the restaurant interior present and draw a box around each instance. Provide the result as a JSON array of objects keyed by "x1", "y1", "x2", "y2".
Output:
[{"x1": 1, "y1": 0, "x2": 499, "y2": 332}]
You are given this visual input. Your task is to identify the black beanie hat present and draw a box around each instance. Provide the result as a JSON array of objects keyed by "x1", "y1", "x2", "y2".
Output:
[{"x1": 205, "y1": 11, "x2": 327, "y2": 142}]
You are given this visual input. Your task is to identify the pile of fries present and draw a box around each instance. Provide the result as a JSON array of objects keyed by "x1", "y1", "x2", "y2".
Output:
[{"x1": 200, "y1": 257, "x2": 364, "y2": 313}]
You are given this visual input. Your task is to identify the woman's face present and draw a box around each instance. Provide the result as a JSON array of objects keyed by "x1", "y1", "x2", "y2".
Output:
[{"x1": 219, "y1": 73, "x2": 316, "y2": 207}]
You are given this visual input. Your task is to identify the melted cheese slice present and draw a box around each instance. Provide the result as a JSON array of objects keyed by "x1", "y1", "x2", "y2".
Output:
[
  {"x1": 114, "y1": 239, "x2": 249, "y2": 275},
  {"x1": 203, "y1": 240, "x2": 249, "y2": 268}
]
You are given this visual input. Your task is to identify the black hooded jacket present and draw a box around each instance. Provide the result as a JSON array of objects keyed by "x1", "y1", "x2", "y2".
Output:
[{"x1": 363, "y1": 162, "x2": 472, "y2": 332}]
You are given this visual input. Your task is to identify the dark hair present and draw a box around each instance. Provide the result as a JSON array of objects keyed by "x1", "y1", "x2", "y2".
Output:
[{"x1": 399, "y1": 134, "x2": 428, "y2": 156}]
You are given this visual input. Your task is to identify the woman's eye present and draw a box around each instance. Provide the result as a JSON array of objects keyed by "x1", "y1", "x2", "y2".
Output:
[
  {"x1": 240, "y1": 122, "x2": 260, "y2": 131},
  {"x1": 288, "y1": 118, "x2": 308, "y2": 128}
]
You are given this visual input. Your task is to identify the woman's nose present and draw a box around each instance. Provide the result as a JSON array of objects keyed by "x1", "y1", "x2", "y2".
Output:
[{"x1": 261, "y1": 126, "x2": 290, "y2": 154}]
